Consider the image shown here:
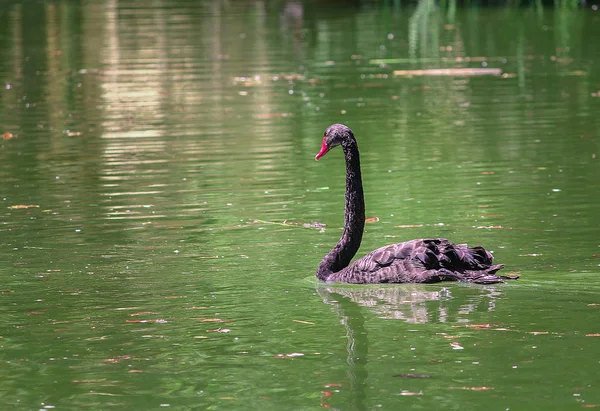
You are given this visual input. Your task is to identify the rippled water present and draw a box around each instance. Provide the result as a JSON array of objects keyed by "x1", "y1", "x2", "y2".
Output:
[{"x1": 1, "y1": 2, "x2": 599, "y2": 409}]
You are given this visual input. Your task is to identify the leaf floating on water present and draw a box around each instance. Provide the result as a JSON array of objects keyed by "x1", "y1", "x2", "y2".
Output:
[
  {"x1": 365, "y1": 217, "x2": 379, "y2": 223},
  {"x1": 398, "y1": 391, "x2": 423, "y2": 396},
  {"x1": 9, "y1": 204, "x2": 40, "y2": 209},
  {"x1": 85, "y1": 336, "x2": 109, "y2": 341},
  {"x1": 102, "y1": 355, "x2": 134, "y2": 364},
  {"x1": 529, "y1": 332, "x2": 549, "y2": 335},
  {"x1": 192, "y1": 318, "x2": 232, "y2": 323},
  {"x1": 129, "y1": 312, "x2": 157, "y2": 317},
  {"x1": 3, "y1": 131, "x2": 15, "y2": 140},
  {"x1": 394, "y1": 68, "x2": 501, "y2": 77},
  {"x1": 393, "y1": 373, "x2": 431, "y2": 379},
  {"x1": 587, "y1": 303, "x2": 600, "y2": 306},
  {"x1": 448, "y1": 386, "x2": 494, "y2": 391},
  {"x1": 371, "y1": 57, "x2": 508, "y2": 65},
  {"x1": 293, "y1": 319, "x2": 315, "y2": 325},
  {"x1": 586, "y1": 334, "x2": 600, "y2": 337},
  {"x1": 450, "y1": 342, "x2": 464, "y2": 350},
  {"x1": 395, "y1": 224, "x2": 424, "y2": 229}
]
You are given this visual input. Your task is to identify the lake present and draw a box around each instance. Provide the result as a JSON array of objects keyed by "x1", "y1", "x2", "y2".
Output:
[{"x1": 1, "y1": 1, "x2": 599, "y2": 409}]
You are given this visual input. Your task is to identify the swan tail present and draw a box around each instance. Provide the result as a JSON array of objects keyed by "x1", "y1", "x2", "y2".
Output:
[
  {"x1": 464, "y1": 273, "x2": 504, "y2": 284},
  {"x1": 436, "y1": 241, "x2": 508, "y2": 284},
  {"x1": 487, "y1": 263, "x2": 505, "y2": 274},
  {"x1": 458, "y1": 264, "x2": 506, "y2": 284}
]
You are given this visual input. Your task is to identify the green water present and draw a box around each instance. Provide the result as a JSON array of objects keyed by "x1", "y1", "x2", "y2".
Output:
[{"x1": 1, "y1": 2, "x2": 599, "y2": 410}]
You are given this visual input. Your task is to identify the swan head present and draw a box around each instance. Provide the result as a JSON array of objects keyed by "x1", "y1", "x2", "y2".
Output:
[{"x1": 315, "y1": 123, "x2": 354, "y2": 161}]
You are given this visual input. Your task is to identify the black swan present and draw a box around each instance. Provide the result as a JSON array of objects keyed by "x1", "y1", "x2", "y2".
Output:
[{"x1": 314, "y1": 123, "x2": 505, "y2": 284}]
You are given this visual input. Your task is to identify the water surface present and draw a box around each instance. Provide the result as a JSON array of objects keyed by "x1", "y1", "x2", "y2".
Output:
[{"x1": 1, "y1": 2, "x2": 599, "y2": 409}]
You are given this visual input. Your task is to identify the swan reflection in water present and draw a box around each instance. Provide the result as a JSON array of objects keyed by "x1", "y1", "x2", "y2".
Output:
[
  {"x1": 318, "y1": 284, "x2": 503, "y2": 324},
  {"x1": 315, "y1": 284, "x2": 505, "y2": 408}
]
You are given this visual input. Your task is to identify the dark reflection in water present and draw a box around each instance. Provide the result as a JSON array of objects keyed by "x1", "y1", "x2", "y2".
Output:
[
  {"x1": 319, "y1": 284, "x2": 502, "y2": 323},
  {"x1": 316, "y1": 284, "x2": 507, "y2": 408},
  {"x1": 318, "y1": 287, "x2": 370, "y2": 410}
]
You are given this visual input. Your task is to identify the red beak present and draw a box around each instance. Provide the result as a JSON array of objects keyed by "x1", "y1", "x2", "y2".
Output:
[{"x1": 315, "y1": 138, "x2": 330, "y2": 161}]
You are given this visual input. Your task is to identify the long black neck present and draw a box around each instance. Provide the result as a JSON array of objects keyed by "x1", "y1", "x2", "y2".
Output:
[{"x1": 317, "y1": 138, "x2": 365, "y2": 281}]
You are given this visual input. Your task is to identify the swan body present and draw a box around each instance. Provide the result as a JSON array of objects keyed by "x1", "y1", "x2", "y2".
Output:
[{"x1": 315, "y1": 123, "x2": 505, "y2": 284}]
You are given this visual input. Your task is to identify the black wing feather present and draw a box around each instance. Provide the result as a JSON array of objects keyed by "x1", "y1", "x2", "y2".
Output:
[{"x1": 327, "y1": 238, "x2": 504, "y2": 284}]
